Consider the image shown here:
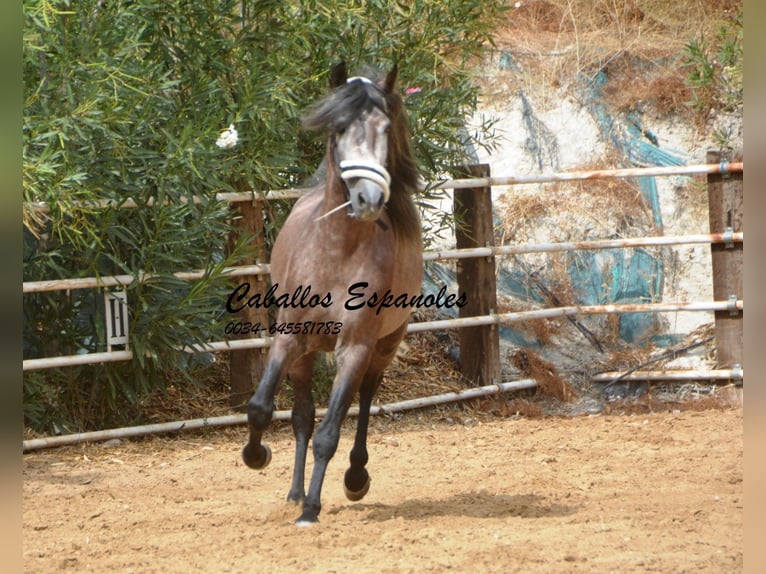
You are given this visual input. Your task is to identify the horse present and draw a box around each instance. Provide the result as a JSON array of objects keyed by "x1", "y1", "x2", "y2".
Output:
[{"x1": 241, "y1": 62, "x2": 423, "y2": 525}]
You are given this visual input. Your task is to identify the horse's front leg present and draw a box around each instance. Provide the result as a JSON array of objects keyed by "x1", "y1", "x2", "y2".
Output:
[
  {"x1": 343, "y1": 369, "x2": 382, "y2": 501},
  {"x1": 296, "y1": 344, "x2": 372, "y2": 525},
  {"x1": 242, "y1": 337, "x2": 298, "y2": 470},
  {"x1": 286, "y1": 352, "x2": 316, "y2": 504}
]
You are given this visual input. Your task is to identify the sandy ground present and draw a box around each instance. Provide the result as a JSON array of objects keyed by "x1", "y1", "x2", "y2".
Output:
[{"x1": 23, "y1": 408, "x2": 742, "y2": 573}]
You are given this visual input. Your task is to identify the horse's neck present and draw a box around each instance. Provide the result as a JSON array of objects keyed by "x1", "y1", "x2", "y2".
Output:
[{"x1": 312, "y1": 180, "x2": 380, "y2": 250}]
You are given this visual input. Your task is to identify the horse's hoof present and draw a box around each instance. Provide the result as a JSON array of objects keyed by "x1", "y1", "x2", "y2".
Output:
[
  {"x1": 242, "y1": 443, "x2": 272, "y2": 470},
  {"x1": 295, "y1": 512, "x2": 319, "y2": 527},
  {"x1": 286, "y1": 491, "x2": 304, "y2": 505},
  {"x1": 343, "y1": 471, "x2": 371, "y2": 501}
]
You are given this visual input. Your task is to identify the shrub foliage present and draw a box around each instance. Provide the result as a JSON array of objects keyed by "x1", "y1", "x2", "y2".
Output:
[{"x1": 23, "y1": 0, "x2": 505, "y2": 432}]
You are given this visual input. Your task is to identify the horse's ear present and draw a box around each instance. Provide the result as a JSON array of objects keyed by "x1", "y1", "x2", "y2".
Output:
[
  {"x1": 329, "y1": 62, "x2": 347, "y2": 89},
  {"x1": 384, "y1": 63, "x2": 399, "y2": 92}
]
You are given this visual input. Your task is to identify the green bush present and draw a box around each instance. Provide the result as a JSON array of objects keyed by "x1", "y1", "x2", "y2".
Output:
[
  {"x1": 23, "y1": 0, "x2": 506, "y2": 433},
  {"x1": 683, "y1": 11, "x2": 743, "y2": 120}
]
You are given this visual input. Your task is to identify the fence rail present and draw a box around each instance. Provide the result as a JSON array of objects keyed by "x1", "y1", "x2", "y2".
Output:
[
  {"x1": 26, "y1": 162, "x2": 742, "y2": 213},
  {"x1": 23, "y1": 162, "x2": 744, "y2": 374},
  {"x1": 22, "y1": 297, "x2": 743, "y2": 371},
  {"x1": 22, "y1": 379, "x2": 538, "y2": 451},
  {"x1": 22, "y1": 160, "x2": 745, "y2": 449},
  {"x1": 22, "y1": 232, "x2": 742, "y2": 294},
  {"x1": 22, "y1": 265, "x2": 269, "y2": 293}
]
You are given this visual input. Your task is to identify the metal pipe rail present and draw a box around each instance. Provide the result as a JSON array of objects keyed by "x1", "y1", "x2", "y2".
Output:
[
  {"x1": 422, "y1": 231, "x2": 743, "y2": 261},
  {"x1": 427, "y1": 161, "x2": 743, "y2": 190},
  {"x1": 26, "y1": 162, "x2": 743, "y2": 213},
  {"x1": 22, "y1": 379, "x2": 538, "y2": 451},
  {"x1": 22, "y1": 264, "x2": 269, "y2": 293},
  {"x1": 23, "y1": 231, "x2": 741, "y2": 294},
  {"x1": 22, "y1": 162, "x2": 745, "y2": 371},
  {"x1": 22, "y1": 299, "x2": 743, "y2": 371},
  {"x1": 592, "y1": 369, "x2": 743, "y2": 382}
]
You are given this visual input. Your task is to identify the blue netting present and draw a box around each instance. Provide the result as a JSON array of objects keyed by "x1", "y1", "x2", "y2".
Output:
[{"x1": 424, "y1": 70, "x2": 690, "y2": 347}]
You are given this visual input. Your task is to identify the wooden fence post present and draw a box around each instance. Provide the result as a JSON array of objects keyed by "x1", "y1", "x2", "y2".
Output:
[
  {"x1": 706, "y1": 150, "x2": 743, "y2": 371},
  {"x1": 227, "y1": 197, "x2": 269, "y2": 410},
  {"x1": 453, "y1": 163, "x2": 501, "y2": 386}
]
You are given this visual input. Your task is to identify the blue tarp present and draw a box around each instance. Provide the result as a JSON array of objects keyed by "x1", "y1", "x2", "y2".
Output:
[{"x1": 426, "y1": 70, "x2": 689, "y2": 347}]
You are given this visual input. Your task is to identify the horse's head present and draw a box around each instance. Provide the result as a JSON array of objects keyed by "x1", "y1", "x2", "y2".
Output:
[{"x1": 304, "y1": 62, "x2": 403, "y2": 222}]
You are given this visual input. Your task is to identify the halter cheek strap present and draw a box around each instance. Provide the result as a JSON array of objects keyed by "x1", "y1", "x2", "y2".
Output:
[{"x1": 339, "y1": 160, "x2": 391, "y2": 204}]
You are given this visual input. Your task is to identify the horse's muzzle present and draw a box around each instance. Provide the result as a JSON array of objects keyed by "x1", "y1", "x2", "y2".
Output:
[
  {"x1": 340, "y1": 160, "x2": 391, "y2": 221},
  {"x1": 347, "y1": 179, "x2": 386, "y2": 221}
]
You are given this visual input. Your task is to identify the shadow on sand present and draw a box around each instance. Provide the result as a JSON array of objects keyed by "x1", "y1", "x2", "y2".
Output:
[{"x1": 329, "y1": 490, "x2": 577, "y2": 522}]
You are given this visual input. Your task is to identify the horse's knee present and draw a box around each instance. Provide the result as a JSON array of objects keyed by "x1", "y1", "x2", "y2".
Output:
[{"x1": 312, "y1": 426, "x2": 340, "y2": 463}]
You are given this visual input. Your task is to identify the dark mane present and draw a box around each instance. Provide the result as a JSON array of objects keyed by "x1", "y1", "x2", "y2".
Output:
[{"x1": 302, "y1": 70, "x2": 422, "y2": 245}]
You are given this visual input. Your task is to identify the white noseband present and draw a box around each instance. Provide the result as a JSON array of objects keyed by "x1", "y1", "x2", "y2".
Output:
[{"x1": 339, "y1": 160, "x2": 391, "y2": 203}]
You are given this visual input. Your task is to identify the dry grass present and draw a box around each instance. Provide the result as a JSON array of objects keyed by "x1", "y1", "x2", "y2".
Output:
[
  {"x1": 496, "y1": 150, "x2": 653, "y2": 251},
  {"x1": 566, "y1": 169, "x2": 651, "y2": 232},
  {"x1": 379, "y1": 328, "x2": 467, "y2": 404},
  {"x1": 481, "y1": 0, "x2": 742, "y2": 116},
  {"x1": 496, "y1": 0, "x2": 740, "y2": 60},
  {"x1": 497, "y1": 192, "x2": 549, "y2": 238},
  {"x1": 509, "y1": 348, "x2": 577, "y2": 402},
  {"x1": 140, "y1": 356, "x2": 236, "y2": 422},
  {"x1": 602, "y1": 387, "x2": 739, "y2": 415},
  {"x1": 106, "y1": 325, "x2": 735, "y2": 434},
  {"x1": 598, "y1": 51, "x2": 694, "y2": 118},
  {"x1": 526, "y1": 318, "x2": 555, "y2": 344}
]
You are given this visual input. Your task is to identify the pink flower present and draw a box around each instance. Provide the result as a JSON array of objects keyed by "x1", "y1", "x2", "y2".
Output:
[{"x1": 405, "y1": 87, "x2": 422, "y2": 95}]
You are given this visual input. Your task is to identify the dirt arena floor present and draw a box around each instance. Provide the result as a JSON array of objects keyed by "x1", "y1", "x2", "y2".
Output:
[{"x1": 23, "y1": 407, "x2": 742, "y2": 573}]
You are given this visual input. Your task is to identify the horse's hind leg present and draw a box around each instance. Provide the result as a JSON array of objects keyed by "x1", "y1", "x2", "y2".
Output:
[
  {"x1": 344, "y1": 324, "x2": 406, "y2": 501},
  {"x1": 286, "y1": 352, "x2": 316, "y2": 504},
  {"x1": 242, "y1": 337, "x2": 297, "y2": 470}
]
